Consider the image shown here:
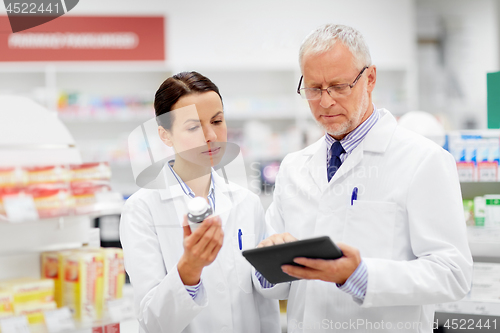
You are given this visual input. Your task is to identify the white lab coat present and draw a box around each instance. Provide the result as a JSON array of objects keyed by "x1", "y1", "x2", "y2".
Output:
[
  {"x1": 254, "y1": 109, "x2": 473, "y2": 333},
  {"x1": 120, "y1": 165, "x2": 280, "y2": 333}
]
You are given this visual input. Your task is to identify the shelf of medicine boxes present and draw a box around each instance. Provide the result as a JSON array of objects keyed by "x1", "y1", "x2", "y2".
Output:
[
  {"x1": 433, "y1": 182, "x2": 500, "y2": 319},
  {"x1": 460, "y1": 182, "x2": 500, "y2": 258},
  {"x1": 0, "y1": 216, "x2": 136, "y2": 333}
]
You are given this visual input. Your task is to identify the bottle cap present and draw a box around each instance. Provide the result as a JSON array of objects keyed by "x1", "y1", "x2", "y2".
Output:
[{"x1": 188, "y1": 197, "x2": 209, "y2": 215}]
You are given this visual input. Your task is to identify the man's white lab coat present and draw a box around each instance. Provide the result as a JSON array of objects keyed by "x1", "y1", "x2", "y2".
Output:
[{"x1": 254, "y1": 109, "x2": 473, "y2": 333}]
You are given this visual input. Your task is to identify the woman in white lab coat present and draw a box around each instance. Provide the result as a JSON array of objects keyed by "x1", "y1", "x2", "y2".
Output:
[{"x1": 119, "y1": 72, "x2": 280, "y2": 333}]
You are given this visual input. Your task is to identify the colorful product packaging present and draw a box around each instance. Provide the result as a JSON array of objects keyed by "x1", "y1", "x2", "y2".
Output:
[
  {"x1": 463, "y1": 199, "x2": 475, "y2": 226},
  {"x1": 0, "y1": 290, "x2": 13, "y2": 318},
  {"x1": 0, "y1": 167, "x2": 25, "y2": 188},
  {"x1": 0, "y1": 278, "x2": 54, "y2": 305},
  {"x1": 474, "y1": 196, "x2": 486, "y2": 227},
  {"x1": 484, "y1": 194, "x2": 500, "y2": 228},
  {"x1": 13, "y1": 301, "x2": 56, "y2": 326},
  {"x1": 0, "y1": 188, "x2": 23, "y2": 217},
  {"x1": 63, "y1": 250, "x2": 104, "y2": 323},
  {"x1": 70, "y1": 163, "x2": 111, "y2": 182},
  {"x1": 470, "y1": 262, "x2": 500, "y2": 301},
  {"x1": 102, "y1": 248, "x2": 125, "y2": 303},
  {"x1": 71, "y1": 182, "x2": 112, "y2": 215},
  {"x1": 28, "y1": 186, "x2": 74, "y2": 219},
  {"x1": 41, "y1": 250, "x2": 74, "y2": 308},
  {"x1": 24, "y1": 166, "x2": 70, "y2": 186}
]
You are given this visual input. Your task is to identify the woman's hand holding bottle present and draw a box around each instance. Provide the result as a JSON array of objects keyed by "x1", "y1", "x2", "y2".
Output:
[{"x1": 178, "y1": 215, "x2": 224, "y2": 285}]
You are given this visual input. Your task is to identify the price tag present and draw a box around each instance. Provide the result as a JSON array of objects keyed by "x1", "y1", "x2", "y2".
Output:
[
  {"x1": 3, "y1": 193, "x2": 39, "y2": 223},
  {"x1": 0, "y1": 315, "x2": 30, "y2": 333},
  {"x1": 104, "y1": 323, "x2": 120, "y2": 333},
  {"x1": 44, "y1": 307, "x2": 75, "y2": 333},
  {"x1": 456, "y1": 162, "x2": 475, "y2": 182},
  {"x1": 435, "y1": 303, "x2": 446, "y2": 312},
  {"x1": 474, "y1": 304, "x2": 489, "y2": 315},
  {"x1": 448, "y1": 302, "x2": 462, "y2": 313},
  {"x1": 107, "y1": 299, "x2": 134, "y2": 323},
  {"x1": 478, "y1": 162, "x2": 498, "y2": 182}
]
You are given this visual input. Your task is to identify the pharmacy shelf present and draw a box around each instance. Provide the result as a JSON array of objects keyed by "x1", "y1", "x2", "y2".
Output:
[
  {"x1": 461, "y1": 182, "x2": 500, "y2": 200},
  {"x1": 436, "y1": 300, "x2": 500, "y2": 317},
  {"x1": 467, "y1": 227, "x2": 500, "y2": 258},
  {"x1": 0, "y1": 284, "x2": 137, "y2": 333},
  {"x1": 0, "y1": 215, "x2": 91, "y2": 256},
  {"x1": 71, "y1": 284, "x2": 136, "y2": 333},
  {"x1": 469, "y1": 242, "x2": 500, "y2": 258}
]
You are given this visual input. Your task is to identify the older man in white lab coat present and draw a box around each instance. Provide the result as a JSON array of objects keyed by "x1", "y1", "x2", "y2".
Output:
[{"x1": 254, "y1": 24, "x2": 473, "y2": 333}]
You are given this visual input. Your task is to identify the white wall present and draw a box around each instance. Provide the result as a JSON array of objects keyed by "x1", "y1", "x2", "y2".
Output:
[
  {"x1": 3, "y1": 0, "x2": 416, "y2": 71},
  {"x1": 417, "y1": 0, "x2": 499, "y2": 129},
  {"x1": 165, "y1": 0, "x2": 415, "y2": 71}
]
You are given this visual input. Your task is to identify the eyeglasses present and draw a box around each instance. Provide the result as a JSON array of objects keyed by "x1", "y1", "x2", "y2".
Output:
[{"x1": 297, "y1": 66, "x2": 368, "y2": 100}]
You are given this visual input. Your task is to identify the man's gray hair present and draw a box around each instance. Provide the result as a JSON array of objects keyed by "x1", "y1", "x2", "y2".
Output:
[{"x1": 299, "y1": 24, "x2": 372, "y2": 70}]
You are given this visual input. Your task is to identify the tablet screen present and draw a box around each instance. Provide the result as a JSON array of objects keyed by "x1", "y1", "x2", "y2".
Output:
[{"x1": 242, "y1": 236, "x2": 343, "y2": 284}]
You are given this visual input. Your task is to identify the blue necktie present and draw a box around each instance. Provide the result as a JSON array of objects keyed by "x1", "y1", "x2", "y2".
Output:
[{"x1": 327, "y1": 141, "x2": 345, "y2": 182}]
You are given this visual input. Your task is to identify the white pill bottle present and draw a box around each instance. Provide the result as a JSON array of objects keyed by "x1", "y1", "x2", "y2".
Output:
[{"x1": 187, "y1": 197, "x2": 213, "y2": 232}]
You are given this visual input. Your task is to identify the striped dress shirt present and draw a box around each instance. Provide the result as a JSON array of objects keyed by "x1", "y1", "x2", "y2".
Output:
[{"x1": 168, "y1": 161, "x2": 215, "y2": 299}]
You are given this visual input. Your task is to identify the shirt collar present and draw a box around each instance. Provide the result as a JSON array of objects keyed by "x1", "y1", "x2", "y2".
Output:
[
  {"x1": 325, "y1": 103, "x2": 380, "y2": 155},
  {"x1": 167, "y1": 160, "x2": 216, "y2": 210}
]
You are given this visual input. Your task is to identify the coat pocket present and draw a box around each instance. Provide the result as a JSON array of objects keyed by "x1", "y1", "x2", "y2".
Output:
[
  {"x1": 343, "y1": 201, "x2": 397, "y2": 259},
  {"x1": 232, "y1": 233, "x2": 255, "y2": 293}
]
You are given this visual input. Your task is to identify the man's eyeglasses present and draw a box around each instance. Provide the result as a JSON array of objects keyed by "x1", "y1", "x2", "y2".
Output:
[{"x1": 297, "y1": 66, "x2": 368, "y2": 100}]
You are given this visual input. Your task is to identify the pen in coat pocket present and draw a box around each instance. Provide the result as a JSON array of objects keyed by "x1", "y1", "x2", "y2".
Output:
[
  {"x1": 351, "y1": 187, "x2": 358, "y2": 206},
  {"x1": 238, "y1": 229, "x2": 242, "y2": 250}
]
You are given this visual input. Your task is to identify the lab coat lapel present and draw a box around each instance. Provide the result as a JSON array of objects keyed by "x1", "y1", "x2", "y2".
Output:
[
  {"x1": 362, "y1": 108, "x2": 398, "y2": 154},
  {"x1": 158, "y1": 164, "x2": 186, "y2": 201},
  {"x1": 328, "y1": 108, "x2": 397, "y2": 184},
  {"x1": 212, "y1": 172, "x2": 234, "y2": 228},
  {"x1": 157, "y1": 164, "x2": 197, "y2": 228},
  {"x1": 328, "y1": 143, "x2": 364, "y2": 184},
  {"x1": 303, "y1": 139, "x2": 329, "y2": 192}
]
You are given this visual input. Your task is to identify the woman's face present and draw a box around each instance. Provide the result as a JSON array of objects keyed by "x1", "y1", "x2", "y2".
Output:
[{"x1": 159, "y1": 91, "x2": 227, "y2": 168}]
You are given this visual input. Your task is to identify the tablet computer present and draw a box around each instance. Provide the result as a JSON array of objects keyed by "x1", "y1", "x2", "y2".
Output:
[{"x1": 242, "y1": 236, "x2": 343, "y2": 284}]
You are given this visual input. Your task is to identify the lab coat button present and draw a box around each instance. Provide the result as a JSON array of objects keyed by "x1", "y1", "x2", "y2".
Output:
[
  {"x1": 217, "y1": 282, "x2": 225, "y2": 292},
  {"x1": 220, "y1": 326, "x2": 231, "y2": 333}
]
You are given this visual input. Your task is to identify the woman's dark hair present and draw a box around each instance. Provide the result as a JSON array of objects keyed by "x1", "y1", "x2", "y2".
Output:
[{"x1": 154, "y1": 71, "x2": 222, "y2": 130}]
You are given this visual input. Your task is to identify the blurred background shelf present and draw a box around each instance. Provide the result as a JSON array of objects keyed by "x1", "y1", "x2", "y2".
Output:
[
  {"x1": 0, "y1": 215, "x2": 91, "y2": 256},
  {"x1": 461, "y1": 182, "x2": 500, "y2": 200}
]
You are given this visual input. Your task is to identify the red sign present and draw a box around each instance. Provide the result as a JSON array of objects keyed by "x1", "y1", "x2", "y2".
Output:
[{"x1": 0, "y1": 16, "x2": 165, "y2": 61}]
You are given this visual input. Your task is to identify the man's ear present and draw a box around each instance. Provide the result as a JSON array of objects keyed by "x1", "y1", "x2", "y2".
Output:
[
  {"x1": 158, "y1": 126, "x2": 173, "y2": 147},
  {"x1": 366, "y1": 65, "x2": 377, "y2": 94}
]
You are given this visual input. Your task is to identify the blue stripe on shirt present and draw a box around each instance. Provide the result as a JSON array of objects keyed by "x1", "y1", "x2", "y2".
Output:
[
  {"x1": 255, "y1": 270, "x2": 275, "y2": 289},
  {"x1": 168, "y1": 160, "x2": 216, "y2": 212},
  {"x1": 337, "y1": 260, "x2": 368, "y2": 300},
  {"x1": 185, "y1": 280, "x2": 202, "y2": 299}
]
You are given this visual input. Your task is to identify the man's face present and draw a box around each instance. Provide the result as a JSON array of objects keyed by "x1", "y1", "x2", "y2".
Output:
[{"x1": 301, "y1": 43, "x2": 376, "y2": 140}]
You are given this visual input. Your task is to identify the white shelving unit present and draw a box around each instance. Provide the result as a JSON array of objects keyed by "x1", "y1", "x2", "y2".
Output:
[
  {"x1": 435, "y1": 181, "x2": 500, "y2": 331},
  {"x1": 0, "y1": 96, "x2": 134, "y2": 332},
  {"x1": 0, "y1": 216, "x2": 91, "y2": 258}
]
